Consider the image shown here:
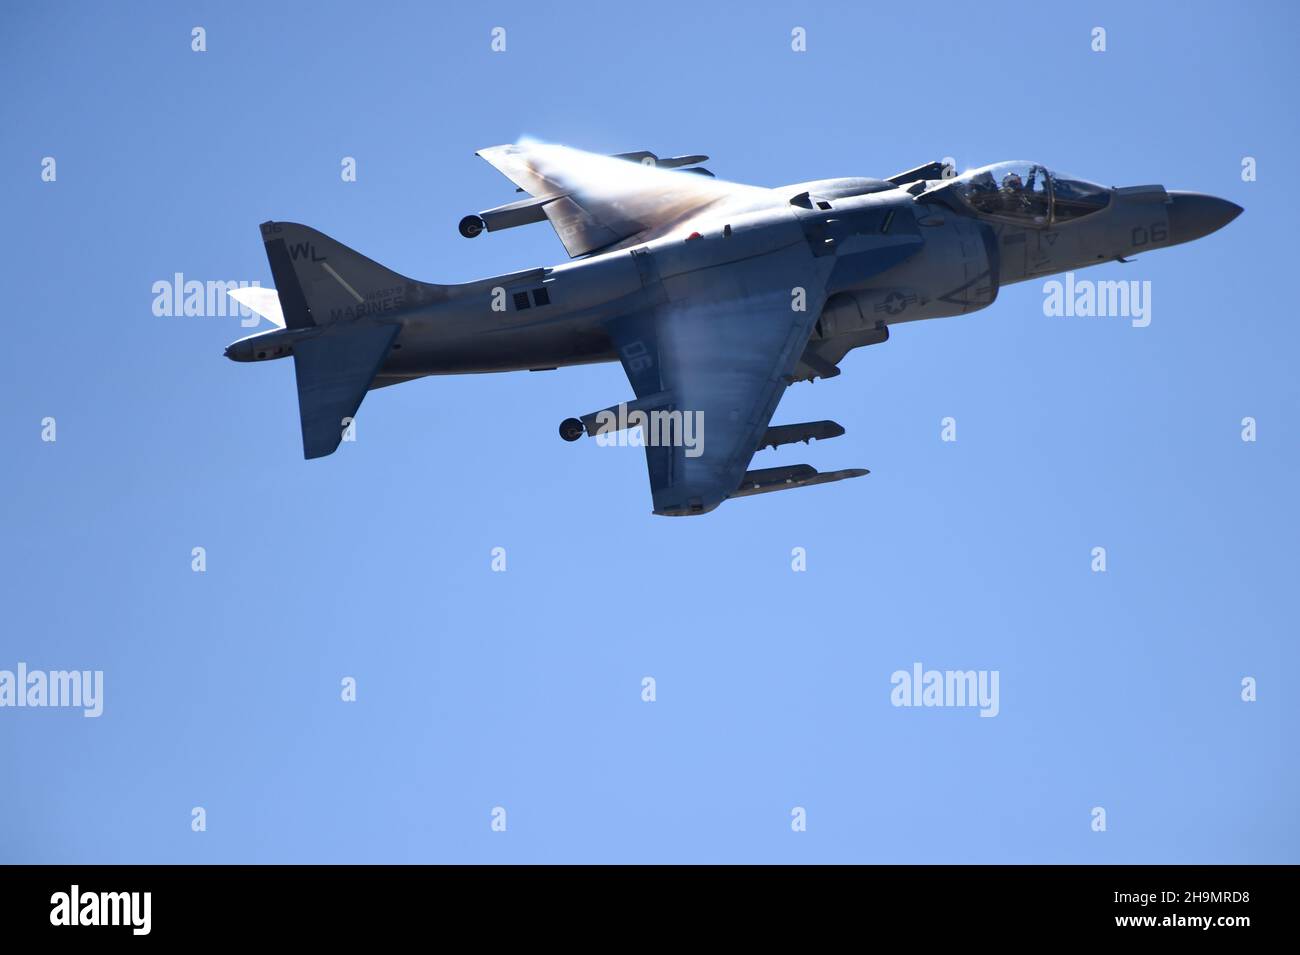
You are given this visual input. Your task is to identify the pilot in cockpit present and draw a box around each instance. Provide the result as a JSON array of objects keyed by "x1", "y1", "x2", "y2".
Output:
[
  {"x1": 967, "y1": 170, "x2": 998, "y2": 196},
  {"x1": 999, "y1": 171, "x2": 1025, "y2": 214}
]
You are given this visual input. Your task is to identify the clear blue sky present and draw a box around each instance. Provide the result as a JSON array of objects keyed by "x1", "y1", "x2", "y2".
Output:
[{"x1": 1, "y1": 0, "x2": 1295, "y2": 863}]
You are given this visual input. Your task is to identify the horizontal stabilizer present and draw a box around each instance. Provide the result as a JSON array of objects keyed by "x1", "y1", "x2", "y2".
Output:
[
  {"x1": 731, "y1": 464, "x2": 869, "y2": 499},
  {"x1": 758, "y1": 420, "x2": 845, "y2": 451},
  {"x1": 293, "y1": 325, "x2": 400, "y2": 459},
  {"x1": 227, "y1": 286, "x2": 286, "y2": 328}
]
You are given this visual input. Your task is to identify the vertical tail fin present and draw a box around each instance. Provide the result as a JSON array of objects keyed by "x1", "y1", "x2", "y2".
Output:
[
  {"x1": 255, "y1": 222, "x2": 446, "y2": 458},
  {"x1": 258, "y1": 221, "x2": 446, "y2": 328}
]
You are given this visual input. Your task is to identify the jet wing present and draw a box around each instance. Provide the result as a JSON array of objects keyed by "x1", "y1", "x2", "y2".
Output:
[
  {"x1": 475, "y1": 142, "x2": 771, "y2": 258},
  {"x1": 595, "y1": 239, "x2": 852, "y2": 515}
]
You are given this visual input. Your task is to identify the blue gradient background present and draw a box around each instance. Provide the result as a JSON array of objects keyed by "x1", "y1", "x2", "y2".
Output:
[{"x1": 1, "y1": 0, "x2": 1295, "y2": 863}]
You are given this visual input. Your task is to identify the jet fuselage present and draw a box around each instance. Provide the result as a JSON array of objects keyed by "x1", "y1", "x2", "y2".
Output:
[{"x1": 228, "y1": 167, "x2": 1241, "y2": 386}]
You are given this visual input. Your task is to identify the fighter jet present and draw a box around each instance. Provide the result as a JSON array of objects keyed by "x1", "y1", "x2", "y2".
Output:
[{"x1": 225, "y1": 145, "x2": 1241, "y2": 516}]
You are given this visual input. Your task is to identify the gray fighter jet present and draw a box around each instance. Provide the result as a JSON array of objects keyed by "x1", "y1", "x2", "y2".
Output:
[{"x1": 225, "y1": 145, "x2": 1241, "y2": 515}]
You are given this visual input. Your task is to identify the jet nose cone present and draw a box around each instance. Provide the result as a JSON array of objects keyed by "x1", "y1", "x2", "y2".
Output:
[{"x1": 1166, "y1": 191, "x2": 1243, "y2": 246}]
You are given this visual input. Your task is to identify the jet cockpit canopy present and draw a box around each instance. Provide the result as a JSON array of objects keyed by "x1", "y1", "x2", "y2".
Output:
[{"x1": 945, "y1": 161, "x2": 1111, "y2": 226}]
